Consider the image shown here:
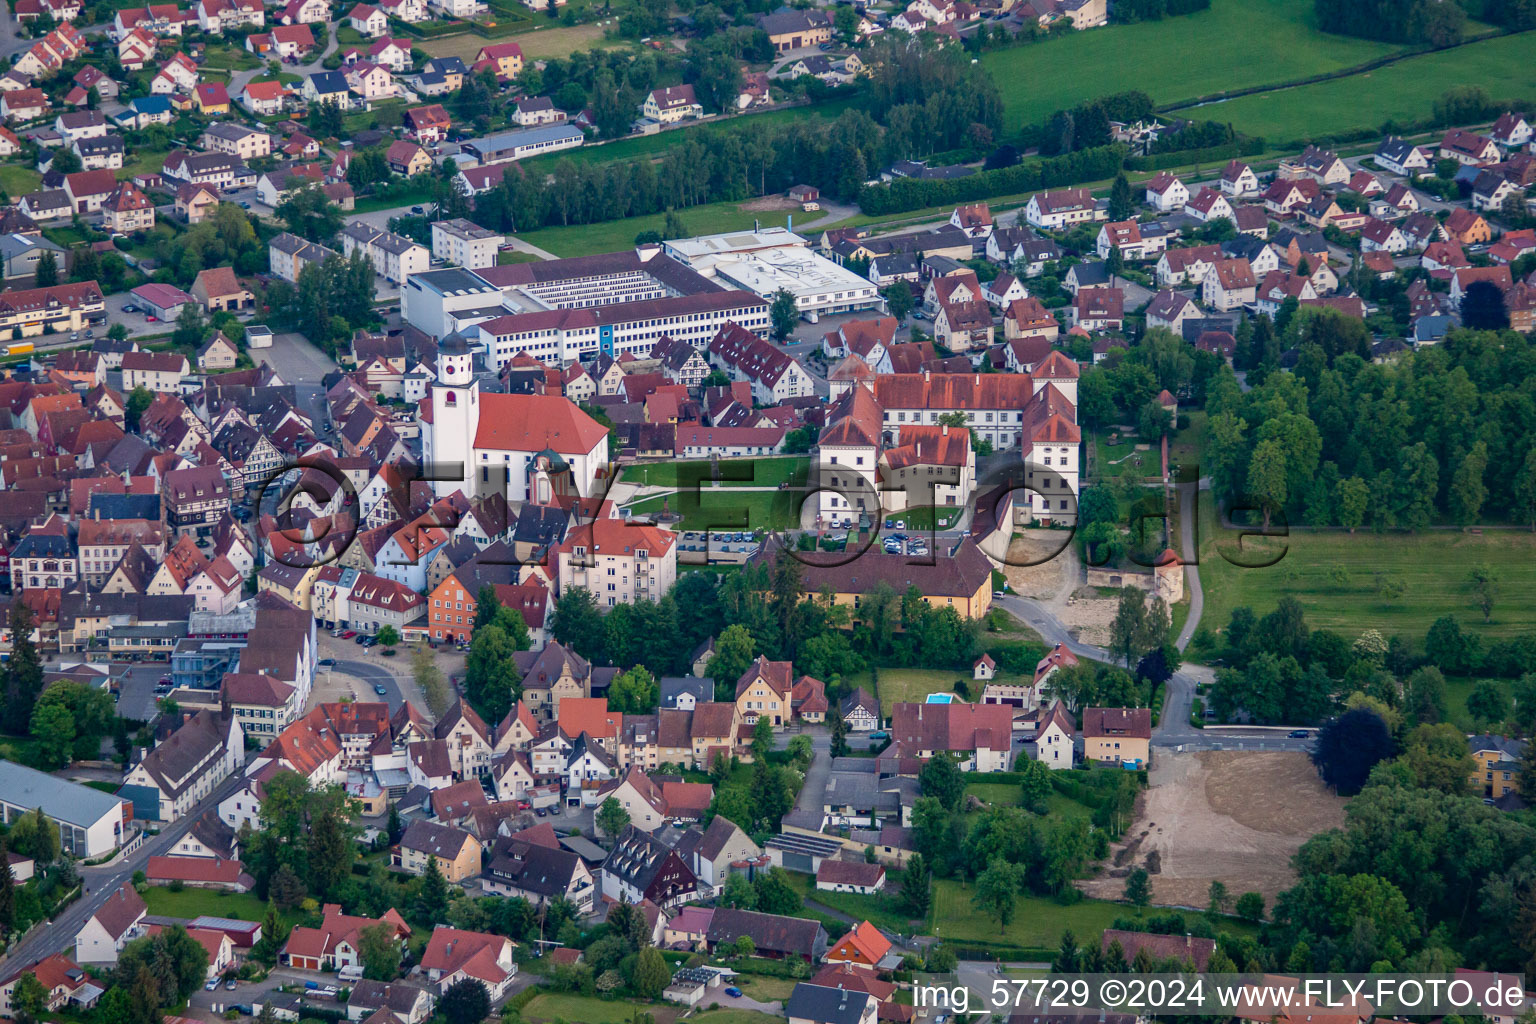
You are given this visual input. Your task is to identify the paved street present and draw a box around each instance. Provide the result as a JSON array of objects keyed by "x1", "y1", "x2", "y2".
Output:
[{"x1": 0, "y1": 770, "x2": 248, "y2": 974}]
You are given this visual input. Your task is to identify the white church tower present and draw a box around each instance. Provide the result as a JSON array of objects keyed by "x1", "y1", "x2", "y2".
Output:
[{"x1": 427, "y1": 333, "x2": 478, "y2": 497}]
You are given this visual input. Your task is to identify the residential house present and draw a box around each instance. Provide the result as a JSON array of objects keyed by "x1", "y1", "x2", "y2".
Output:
[
  {"x1": 1375, "y1": 136, "x2": 1431, "y2": 177},
  {"x1": 1144, "y1": 172, "x2": 1187, "y2": 211},
  {"x1": 74, "y1": 883, "x2": 146, "y2": 964},
  {"x1": 120, "y1": 710, "x2": 243, "y2": 822},
  {"x1": 1440, "y1": 129, "x2": 1500, "y2": 166},
  {"x1": 1219, "y1": 159, "x2": 1259, "y2": 196},
  {"x1": 395, "y1": 820, "x2": 482, "y2": 882},
  {"x1": 1082, "y1": 707, "x2": 1151, "y2": 767},
  {"x1": 643, "y1": 84, "x2": 703, "y2": 123},
  {"x1": 1201, "y1": 258, "x2": 1256, "y2": 311},
  {"x1": 420, "y1": 927, "x2": 516, "y2": 999},
  {"x1": 823, "y1": 920, "x2": 892, "y2": 968}
]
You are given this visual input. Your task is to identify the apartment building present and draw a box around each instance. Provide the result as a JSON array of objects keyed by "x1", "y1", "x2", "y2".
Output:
[{"x1": 431, "y1": 218, "x2": 501, "y2": 270}]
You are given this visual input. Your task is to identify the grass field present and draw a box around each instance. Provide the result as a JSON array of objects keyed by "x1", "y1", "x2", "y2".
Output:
[
  {"x1": 523, "y1": 994, "x2": 673, "y2": 1024},
  {"x1": 420, "y1": 21, "x2": 613, "y2": 61},
  {"x1": 202, "y1": 43, "x2": 261, "y2": 70},
  {"x1": 1188, "y1": 32, "x2": 1536, "y2": 142},
  {"x1": 621, "y1": 457, "x2": 809, "y2": 489},
  {"x1": 139, "y1": 886, "x2": 297, "y2": 925},
  {"x1": 692, "y1": 1012, "x2": 784, "y2": 1024},
  {"x1": 1195, "y1": 492, "x2": 1536, "y2": 644},
  {"x1": 980, "y1": 0, "x2": 1402, "y2": 134},
  {"x1": 930, "y1": 882, "x2": 1134, "y2": 949},
  {"x1": 516, "y1": 198, "x2": 801, "y2": 258},
  {"x1": 498, "y1": 250, "x2": 543, "y2": 264},
  {"x1": 842, "y1": 668, "x2": 967, "y2": 714},
  {"x1": 122, "y1": 148, "x2": 173, "y2": 181},
  {"x1": 625, "y1": 489, "x2": 801, "y2": 530},
  {"x1": 785, "y1": 869, "x2": 920, "y2": 934},
  {"x1": 0, "y1": 165, "x2": 41, "y2": 197}
]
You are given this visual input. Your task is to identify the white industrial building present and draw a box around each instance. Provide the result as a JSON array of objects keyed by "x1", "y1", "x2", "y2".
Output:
[
  {"x1": 664, "y1": 227, "x2": 881, "y2": 321},
  {"x1": 401, "y1": 266, "x2": 506, "y2": 338}
]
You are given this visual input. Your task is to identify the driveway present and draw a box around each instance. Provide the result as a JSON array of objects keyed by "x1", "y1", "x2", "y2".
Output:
[
  {"x1": 103, "y1": 292, "x2": 187, "y2": 339},
  {"x1": 778, "y1": 725, "x2": 831, "y2": 818}
]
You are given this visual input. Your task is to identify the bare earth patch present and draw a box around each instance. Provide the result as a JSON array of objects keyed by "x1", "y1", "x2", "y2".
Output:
[
  {"x1": 1082, "y1": 751, "x2": 1346, "y2": 910},
  {"x1": 1003, "y1": 530, "x2": 1073, "y2": 599},
  {"x1": 1059, "y1": 592, "x2": 1119, "y2": 646},
  {"x1": 740, "y1": 195, "x2": 799, "y2": 212}
]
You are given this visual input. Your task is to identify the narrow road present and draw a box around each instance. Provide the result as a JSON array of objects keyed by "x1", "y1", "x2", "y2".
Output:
[
  {"x1": 0, "y1": 770, "x2": 249, "y2": 972},
  {"x1": 996, "y1": 492, "x2": 1312, "y2": 750},
  {"x1": 1174, "y1": 478, "x2": 1204, "y2": 650}
]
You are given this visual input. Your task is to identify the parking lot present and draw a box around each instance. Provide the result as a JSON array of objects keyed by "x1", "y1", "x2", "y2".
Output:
[{"x1": 113, "y1": 662, "x2": 173, "y2": 722}]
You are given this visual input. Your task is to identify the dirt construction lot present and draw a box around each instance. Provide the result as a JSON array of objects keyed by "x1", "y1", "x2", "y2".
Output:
[{"x1": 1082, "y1": 751, "x2": 1347, "y2": 911}]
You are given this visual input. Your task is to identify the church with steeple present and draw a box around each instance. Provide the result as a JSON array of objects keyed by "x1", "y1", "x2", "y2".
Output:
[{"x1": 423, "y1": 334, "x2": 611, "y2": 503}]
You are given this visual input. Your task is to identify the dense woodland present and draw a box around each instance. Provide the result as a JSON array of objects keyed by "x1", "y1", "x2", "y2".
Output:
[
  {"x1": 470, "y1": 38, "x2": 1000, "y2": 231},
  {"x1": 1200, "y1": 327, "x2": 1536, "y2": 535}
]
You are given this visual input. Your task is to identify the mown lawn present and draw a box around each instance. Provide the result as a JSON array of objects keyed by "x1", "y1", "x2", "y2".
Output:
[
  {"x1": 980, "y1": 0, "x2": 1403, "y2": 134},
  {"x1": 964, "y1": 781, "x2": 1024, "y2": 810},
  {"x1": 139, "y1": 886, "x2": 299, "y2": 925},
  {"x1": 1189, "y1": 32, "x2": 1536, "y2": 143},
  {"x1": 522, "y1": 994, "x2": 673, "y2": 1024},
  {"x1": 726, "y1": 975, "x2": 798, "y2": 1002},
  {"x1": 497, "y1": 250, "x2": 543, "y2": 264},
  {"x1": 0, "y1": 164, "x2": 41, "y2": 196},
  {"x1": 842, "y1": 668, "x2": 970, "y2": 715},
  {"x1": 625, "y1": 489, "x2": 802, "y2": 531},
  {"x1": 692, "y1": 1012, "x2": 785, "y2": 1024},
  {"x1": 784, "y1": 868, "x2": 922, "y2": 934},
  {"x1": 1195, "y1": 491, "x2": 1536, "y2": 645},
  {"x1": 621, "y1": 457, "x2": 809, "y2": 489},
  {"x1": 843, "y1": 667, "x2": 1034, "y2": 716},
  {"x1": 885, "y1": 506, "x2": 964, "y2": 530}
]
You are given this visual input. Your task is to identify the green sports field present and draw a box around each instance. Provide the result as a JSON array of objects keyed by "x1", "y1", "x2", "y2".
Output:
[{"x1": 980, "y1": 0, "x2": 1403, "y2": 135}]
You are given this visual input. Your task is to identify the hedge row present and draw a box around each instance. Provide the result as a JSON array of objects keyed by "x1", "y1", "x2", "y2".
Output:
[{"x1": 856, "y1": 145, "x2": 1127, "y2": 216}]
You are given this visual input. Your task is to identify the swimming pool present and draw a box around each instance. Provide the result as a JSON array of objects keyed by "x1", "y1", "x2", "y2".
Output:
[{"x1": 925, "y1": 693, "x2": 954, "y2": 704}]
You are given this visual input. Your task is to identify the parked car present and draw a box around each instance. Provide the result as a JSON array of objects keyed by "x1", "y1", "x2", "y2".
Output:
[
  {"x1": 319, "y1": 658, "x2": 335, "y2": 666},
  {"x1": 205, "y1": 979, "x2": 219, "y2": 991},
  {"x1": 725, "y1": 987, "x2": 743, "y2": 997}
]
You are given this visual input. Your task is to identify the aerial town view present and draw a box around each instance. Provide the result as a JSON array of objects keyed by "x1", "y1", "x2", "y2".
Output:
[{"x1": 0, "y1": 0, "x2": 1532, "y2": 1020}]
